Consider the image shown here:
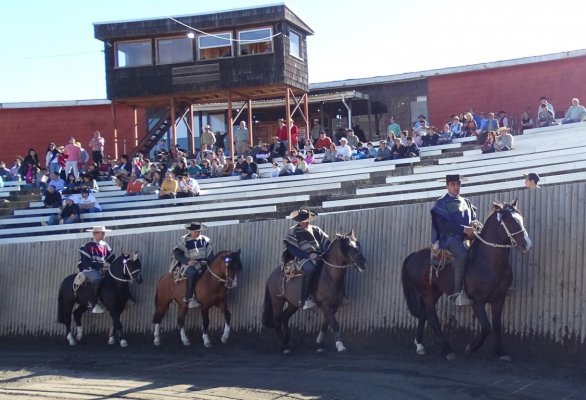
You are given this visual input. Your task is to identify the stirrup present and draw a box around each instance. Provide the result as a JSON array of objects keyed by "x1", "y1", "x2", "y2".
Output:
[
  {"x1": 92, "y1": 303, "x2": 105, "y2": 314},
  {"x1": 302, "y1": 297, "x2": 316, "y2": 310},
  {"x1": 184, "y1": 298, "x2": 200, "y2": 309}
]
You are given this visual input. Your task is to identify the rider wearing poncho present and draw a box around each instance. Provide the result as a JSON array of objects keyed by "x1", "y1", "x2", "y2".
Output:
[
  {"x1": 282, "y1": 208, "x2": 330, "y2": 310},
  {"x1": 172, "y1": 221, "x2": 214, "y2": 309},
  {"x1": 430, "y1": 174, "x2": 478, "y2": 306},
  {"x1": 78, "y1": 226, "x2": 116, "y2": 314}
]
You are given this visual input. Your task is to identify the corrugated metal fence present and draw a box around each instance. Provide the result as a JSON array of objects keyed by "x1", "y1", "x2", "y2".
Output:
[{"x1": 0, "y1": 182, "x2": 584, "y2": 345}]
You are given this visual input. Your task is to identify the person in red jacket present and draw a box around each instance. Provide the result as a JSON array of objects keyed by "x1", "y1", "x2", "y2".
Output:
[{"x1": 314, "y1": 131, "x2": 332, "y2": 153}]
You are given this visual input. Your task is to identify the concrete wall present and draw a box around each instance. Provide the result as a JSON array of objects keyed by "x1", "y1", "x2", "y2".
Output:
[{"x1": 0, "y1": 182, "x2": 584, "y2": 349}]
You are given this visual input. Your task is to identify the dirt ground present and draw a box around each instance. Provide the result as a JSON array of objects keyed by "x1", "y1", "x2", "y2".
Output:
[{"x1": 0, "y1": 333, "x2": 584, "y2": 400}]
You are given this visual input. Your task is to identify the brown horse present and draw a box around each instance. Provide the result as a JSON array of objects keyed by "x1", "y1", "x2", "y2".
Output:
[
  {"x1": 402, "y1": 200, "x2": 532, "y2": 360},
  {"x1": 152, "y1": 249, "x2": 242, "y2": 347},
  {"x1": 262, "y1": 231, "x2": 367, "y2": 353}
]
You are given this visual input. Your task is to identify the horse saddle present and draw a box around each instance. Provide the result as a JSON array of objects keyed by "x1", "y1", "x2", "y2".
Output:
[
  {"x1": 172, "y1": 264, "x2": 189, "y2": 283},
  {"x1": 281, "y1": 260, "x2": 303, "y2": 281},
  {"x1": 430, "y1": 243, "x2": 455, "y2": 267},
  {"x1": 73, "y1": 272, "x2": 87, "y2": 291}
]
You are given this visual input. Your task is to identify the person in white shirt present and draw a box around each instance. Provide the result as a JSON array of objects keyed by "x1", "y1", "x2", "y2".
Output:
[
  {"x1": 336, "y1": 138, "x2": 352, "y2": 161},
  {"x1": 177, "y1": 174, "x2": 200, "y2": 197}
]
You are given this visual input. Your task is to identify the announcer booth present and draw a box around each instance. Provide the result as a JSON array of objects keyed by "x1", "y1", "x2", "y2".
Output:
[{"x1": 94, "y1": 4, "x2": 314, "y2": 157}]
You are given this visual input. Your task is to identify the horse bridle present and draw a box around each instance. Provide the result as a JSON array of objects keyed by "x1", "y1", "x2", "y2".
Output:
[
  {"x1": 320, "y1": 239, "x2": 363, "y2": 269},
  {"x1": 108, "y1": 256, "x2": 141, "y2": 283},
  {"x1": 206, "y1": 254, "x2": 237, "y2": 288},
  {"x1": 473, "y1": 209, "x2": 526, "y2": 249}
]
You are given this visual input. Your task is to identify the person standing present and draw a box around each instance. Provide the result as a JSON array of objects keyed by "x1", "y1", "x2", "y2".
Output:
[
  {"x1": 89, "y1": 131, "x2": 105, "y2": 169},
  {"x1": 234, "y1": 121, "x2": 249, "y2": 156},
  {"x1": 430, "y1": 174, "x2": 478, "y2": 306},
  {"x1": 201, "y1": 125, "x2": 216, "y2": 151},
  {"x1": 64, "y1": 137, "x2": 81, "y2": 178},
  {"x1": 386, "y1": 116, "x2": 401, "y2": 137}
]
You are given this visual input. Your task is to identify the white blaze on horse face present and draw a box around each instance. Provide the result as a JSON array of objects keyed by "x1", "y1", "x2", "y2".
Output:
[{"x1": 512, "y1": 212, "x2": 532, "y2": 250}]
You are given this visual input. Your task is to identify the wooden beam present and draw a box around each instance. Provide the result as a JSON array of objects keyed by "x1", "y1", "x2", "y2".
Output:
[{"x1": 111, "y1": 102, "x2": 119, "y2": 160}]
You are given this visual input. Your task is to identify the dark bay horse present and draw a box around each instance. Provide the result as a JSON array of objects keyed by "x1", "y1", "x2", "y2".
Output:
[
  {"x1": 263, "y1": 231, "x2": 367, "y2": 353},
  {"x1": 57, "y1": 253, "x2": 143, "y2": 347},
  {"x1": 153, "y1": 250, "x2": 242, "y2": 347},
  {"x1": 402, "y1": 200, "x2": 532, "y2": 360}
]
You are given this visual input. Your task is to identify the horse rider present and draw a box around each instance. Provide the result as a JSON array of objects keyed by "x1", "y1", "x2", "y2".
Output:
[
  {"x1": 430, "y1": 174, "x2": 478, "y2": 306},
  {"x1": 172, "y1": 221, "x2": 214, "y2": 309},
  {"x1": 78, "y1": 226, "x2": 116, "y2": 314},
  {"x1": 282, "y1": 208, "x2": 331, "y2": 310}
]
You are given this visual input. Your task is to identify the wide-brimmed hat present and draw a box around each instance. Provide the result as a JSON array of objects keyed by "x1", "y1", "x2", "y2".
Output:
[
  {"x1": 289, "y1": 208, "x2": 317, "y2": 223},
  {"x1": 86, "y1": 226, "x2": 112, "y2": 233},
  {"x1": 185, "y1": 221, "x2": 206, "y2": 231},
  {"x1": 438, "y1": 174, "x2": 468, "y2": 183}
]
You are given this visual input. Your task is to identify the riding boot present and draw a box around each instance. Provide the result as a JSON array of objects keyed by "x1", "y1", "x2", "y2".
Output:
[
  {"x1": 183, "y1": 277, "x2": 200, "y2": 309},
  {"x1": 301, "y1": 274, "x2": 316, "y2": 310}
]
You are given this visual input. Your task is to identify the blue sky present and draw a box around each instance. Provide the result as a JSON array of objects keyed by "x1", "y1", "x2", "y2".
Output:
[{"x1": 1, "y1": 0, "x2": 585, "y2": 103}]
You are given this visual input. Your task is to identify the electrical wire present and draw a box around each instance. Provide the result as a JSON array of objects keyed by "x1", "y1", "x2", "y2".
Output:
[{"x1": 167, "y1": 16, "x2": 282, "y2": 42}]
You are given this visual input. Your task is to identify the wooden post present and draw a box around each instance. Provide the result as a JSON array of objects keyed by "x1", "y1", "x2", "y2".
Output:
[
  {"x1": 303, "y1": 93, "x2": 309, "y2": 144},
  {"x1": 286, "y1": 88, "x2": 291, "y2": 153},
  {"x1": 170, "y1": 98, "x2": 177, "y2": 158},
  {"x1": 111, "y1": 102, "x2": 119, "y2": 160},
  {"x1": 188, "y1": 104, "x2": 195, "y2": 156},
  {"x1": 228, "y1": 93, "x2": 235, "y2": 159},
  {"x1": 247, "y1": 98, "x2": 253, "y2": 146},
  {"x1": 133, "y1": 107, "x2": 139, "y2": 148}
]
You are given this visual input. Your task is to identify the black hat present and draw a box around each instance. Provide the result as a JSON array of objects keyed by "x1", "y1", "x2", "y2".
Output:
[
  {"x1": 418, "y1": 114, "x2": 426, "y2": 119},
  {"x1": 289, "y1": 208, "x2": 317, "y2": 223},
  {"x1": 540, "y1": 96, "x2": 548, "y2": 100},
  {"x1": 442, "y1": 174, "x2": 465, "y2": 183},
  {"x1": 185, "y1": 221, "x2": 206, "y2": 231}
]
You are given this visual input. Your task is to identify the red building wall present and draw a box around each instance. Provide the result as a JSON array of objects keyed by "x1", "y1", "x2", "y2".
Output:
[
  {"x1": 0, "y1": 103, "x2": 145, "y2": 165},
  {"x1": 428, "y1": 56, "x2": 586, "y2": 129}
]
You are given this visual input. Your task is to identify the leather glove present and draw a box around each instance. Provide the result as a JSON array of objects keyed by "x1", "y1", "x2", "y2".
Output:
[{"x1": 309, "y1": 253, "x2": 318, "y2": 260}]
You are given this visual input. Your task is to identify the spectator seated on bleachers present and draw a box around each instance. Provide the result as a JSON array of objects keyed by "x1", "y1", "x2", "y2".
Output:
[
  {"x1": 241, "y1": 156, "x2": 259, "y2": 180},
  {"x1": 142, "y1": 171, "x2": 162, "y2": 195},
  {"x1": 336, "y1": 138, "x2": 352, "y2": 161},
  {"x1": 391, "y1": 138, "x2": 408, "y2": 159},
  {"x1": 64, "y1": 173, "x2": 82, "y2": 194},
  {"x1": 437, "y1": 124, "x2": 453, "y2": 145},
  {"x1": 177, "y1": 174, "x2": 200, "y2": 197},
  {"x1": 279, "y1": 157, "x2": 295, "y2": 176},
  {"x1": 46, "y1": 172, "x2": 65, "y2": 192},
  {"x1": 537, "y1": 104, "x2": 556, "y2": 127},
  {"x1": 80, "y1": 173, "x2": 99, "y2": 193},
  {"x1": 315, "y1": 131, "x2": 332, "y2": 154},
  {"x1": 0, "y1": 161, "x2": 12, "y2": 181},
  {"x1": 75, "y1": 189, "x2": 102, "y2": 216},
  {"x1": 481, "y1": 131, "x2": 497, "y2": 154},
  {"x1": 496, "y1": 127, "x2": 514, "y2": 151},
  {"x1": 345, "y1": 129, "x2": 359, "y2": 148},
  {"x1": 44, "y1": 196, "x2": 79, "y2": 226},
  {"x1": 322, "y1": 143, "x2": 339, "y2": 163},
  {"x1": 367, "y1": 142, "x2": 377, "y2": 159},
  {"x1": 352, "y1": 142, "x2": 369, "y2": 160},
  {"x1": 304, "y1": 150, "x2": 315, "y2": 165},
  {"x1": 159, "y1": 172, "x2": 178, "y2": 199},
  {"x1": 562, "y1": 97, "x2": 586, "y2": 125},
  {"x1": 270, "y1": 162, "x2": 280, "y2": 177},
  {"x1": 294, "y1": 155, "x2": 309, "y2": 175},
  {"x1": 405, "y1": 137, "x2": 420, "y2": 157},
  {"x1": 173, "y1": 160, "x2": 188, "y2": 177},
  {"x1": 449, "y1": 116, "x2": 463, "y2": 138},
  {"x1": 253, "y1": 143, "x2": 271, "y2": 164},
  {"x1": 43, "y1": 185, "x2": 62, "y2": 208},
  {"x1": 126, "y1": 174, "x2": 143, "y2": 196},
  {"x1": 187, "y1": 160, "x2": 201, "y2": 177},
  {"x1": 221, "y1": 158, "x2": 235, "y2": 177},
  {"x1": 210, "y1": 159, "x2": 223, "y2": 178},
  {"x1": 196, "y1": 160, "x2": 211, "y2": 179},
  {"x1": 375, "y1": 140, "x2": 392, "y2": 162}
]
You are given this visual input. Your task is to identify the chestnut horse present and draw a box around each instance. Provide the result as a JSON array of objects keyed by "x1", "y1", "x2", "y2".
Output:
[
  {"x1": 57, "y1": 253, "x2": 143, "y2": 347},
  {"x1": 402, "y1": 200, "x2": 531, "y2": 360},
  {"x1": 152, "y1": 250, "x2": 242, "y2": 347},
  {"x1": 262, "y1": 231, "x2": 367, "y2": 353}
]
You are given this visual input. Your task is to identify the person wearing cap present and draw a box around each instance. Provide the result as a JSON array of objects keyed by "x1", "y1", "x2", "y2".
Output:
[
  {"x1": 523, "y1": 172, "x2": 541, "y2": 189},
  {"x1": 45, "y1": 196, "x2": 80, "y2": 225},
  {"x1": 538, "y1": 96, "x2": 555, "y2": 120},
  {"x1": 375, "y1": 140, "x2": 392, "y2": 161},
  {"x1": 201, "y1": 125, "x2": 216, "y2": 151},
  {"x1": 172, "y1": 222, "x2": 214, "y2": 308},
  {"x1": 430, "y1": 174, "x2": 478, "y2": 306},
  {"x1": 282, "y1": 208, "x2": 331, "y2": 310},
  {"x1": 78, "y1": 226, "x2": 116, "y2": 314}
]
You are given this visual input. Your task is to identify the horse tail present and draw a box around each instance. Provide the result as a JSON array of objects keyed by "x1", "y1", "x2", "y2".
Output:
[
  {"x1": 401, "y1": 252, "x2": 422, "y2": 318},
  {"x1": 262, "y1": 285, "x2": 275, "y2": 329}
]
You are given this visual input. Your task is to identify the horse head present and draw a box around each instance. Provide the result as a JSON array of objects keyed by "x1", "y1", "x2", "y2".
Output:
[
  {"x1": 117, "y1": 252, "x2": 143, "y2": 284},
  {"x1": 332, "y1": 230, "x2": 368, "y2": 271},
  {"x1": 492, "y1": 199, "x2": 532, "y2": 253},
  {"x1": 215, "y1": 249, "x2": 243, "y2": 289}
]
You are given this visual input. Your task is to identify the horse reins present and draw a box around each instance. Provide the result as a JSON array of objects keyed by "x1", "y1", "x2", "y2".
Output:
[
  {"x1": 473, "y1": 212, "x2": 526, "y2": 249},
  {"x1": 206, "y1": 255, "x2": 236, "y2": 288},
  {"x1": 108, "y1": 257, "x2": 141, "y2": 283}
]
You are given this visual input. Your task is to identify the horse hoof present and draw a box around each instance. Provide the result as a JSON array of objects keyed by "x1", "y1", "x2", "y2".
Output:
[
  {"x1": 335, "y1": 341, "x2": 346, "y2": 352},
  {"x1": 316, "y1": 347, "x2": 325, "y2": 353},
  {"x1": 153, "y1": 338, "x2": 161, "y2": 346},
  {"x1": 499, "y1": 355, "x2": 512, "y2": 362},
  {"x1": 446, "y1": 353, "x2": 456, "y2": 361},
  {"x1": 120, "y1": 339, "x2": 128, "y2": 348},
  {"x1": 108, "y1": 337, "x2": 116, "y2": 345},
  {"x1": 221, "y1": 335, "x2": 229, "y2": 344},
  {"x1": 416, "y1": 348, "x2": 426, "y2": 356},
  {"x1": 282, "y1": 348, "x2": 291, "y2": 355},
  {"x1": 465, "y1": 344, "x2": 472, "y2": 354},
  {"x1": 204, "y1": 342, "x2": 213, "y2": 349},
  {"x1": 182, "y1": 340, "x2": 191, "y2": 346}
]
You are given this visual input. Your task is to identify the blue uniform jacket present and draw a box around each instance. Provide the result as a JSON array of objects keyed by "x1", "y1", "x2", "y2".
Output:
[{"x1": 431, "y1": 193, "x2": 477, "y2": 249}]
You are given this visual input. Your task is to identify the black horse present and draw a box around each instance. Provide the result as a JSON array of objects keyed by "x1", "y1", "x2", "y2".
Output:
[
  {"x1": 402, "y1": 200, "x2": 532, "y2": 360},
  {"x1": 263, "y1": 231, "x2": 367, "y2": 353},
  {"x1": 57, "y1": 253, "x2": 143, "y2": 347}
]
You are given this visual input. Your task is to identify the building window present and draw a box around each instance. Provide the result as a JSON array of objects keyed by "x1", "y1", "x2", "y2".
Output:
[
  {"x1": 115, "y1": 40, "x2": 152, "y2": 68},
  {"x1": 156, "y1": 37, "x2": 193, "y2": 65},
  {"x1": 238, "y1": 27, "x2": 273, "y2": 56},
  {"x1": 289, "y1": 30, "x2": 302, "y2": 59},
  {"x1": 198, "y1": 32, "x2": 232, "y2": 61}
]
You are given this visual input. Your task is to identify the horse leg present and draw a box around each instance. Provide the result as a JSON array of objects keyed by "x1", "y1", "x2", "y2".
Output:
[
  {"x1": 177, "y1": 304, "x2": 191, "y2": 346},
  {"x1": 152, "y1": 296, "x2": 172, "y2": 346},
  {"x1": 423, "y1": 300, "x2": 455, "y2": 360},
  {"x1": 108, "y1": 310, "x2": 127, "y2": 347},
  {"x1": 278, "y1": 303, "x2": 299, "y2": 354},
  {"x1": 490, "y1": 298, "x2": 510, "y2": 361},
  {"x1": 71, "y1": 305, "x2": 87, "y2": 345},
  {"x1": 414, "y1": 310, "x2": 427, "y2": 356},
  {"x1": 466, "y1": 302, "x2": 491, "y2": 355},
  {"x1": 316, "y1": 319, "x2": 329, "y2": 352},
  {"x1": 220, "y1": 303, "x2": 231, "y2": 344},
  {"x1": 201, "y1": 307, "x2": 213, "y2": 348},
  {"x1": 322, "y1": 307, "x2": 346, "y2": 352}
]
